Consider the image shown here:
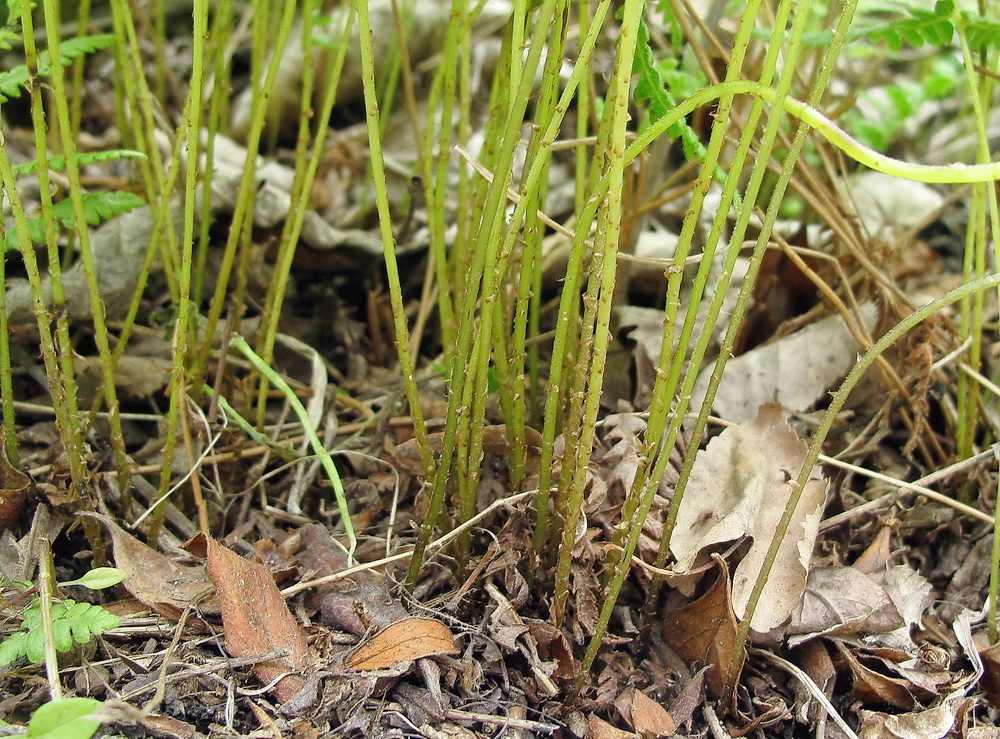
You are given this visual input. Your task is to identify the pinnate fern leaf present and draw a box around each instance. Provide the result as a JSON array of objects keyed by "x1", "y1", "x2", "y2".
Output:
[
  {"x1": 864, "y1": 0, "x2": 954, "y2": 51},
  {"x1": 0, "y1": 33, "x2": 115, "y2": 103},
  {"x1": 12, "y1": 150, "x2": 146, "y2": 178},
  {"x1": 960, "y1": 12, "x2": 1000, "y2": 53},
  {"x1": 4, "y1": 191, "x2": 145, "y2": 251},
  {"x1": 0, "y1": 600, "x2": 120, "y2": 666},
  {"x1": 632, "y1": 15, "x2": 731, "y2": 195}
]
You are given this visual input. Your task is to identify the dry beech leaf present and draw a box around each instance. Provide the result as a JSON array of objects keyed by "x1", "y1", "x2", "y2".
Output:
[
  {"x1": 91, "y1": 513, "x2": 216, "y2": 621},
  {"x1": 586, "y1": 716, "x2": 636, "y2": 739},
  {"x1": 0, "y1": 442, "x2": 30, "y2": 531},
  {"x1": 692, "y1": 303, "x2": 878, "y2": 424},
  {"x1": 349, "y1": 617, "x2": 459, "y2": 671},
  {"x1": 663, "y1": 555, "x2": 744, "y2": 703},
  {"x1": 205, "y1": 535, "x2": 311, "y2": 703},
  {"x1": 671, "y1": 403, "x2": 827, "y2": 634},
  {"x1": 616, "y1": 687, "x2": 676, "y2": 737},
  {"x1": 857, "y1": 697, "x2": 960, "y2": 739}
]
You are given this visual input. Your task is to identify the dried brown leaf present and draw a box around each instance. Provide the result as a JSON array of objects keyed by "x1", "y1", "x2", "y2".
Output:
[
  {"x1": 663, "y1": 555, "x2": 744, "y2": 703},
  {"x1": 586, "y1": 715, "x2": 637, "y2": 739},
  {"x1": 348, "y1": 617, "x2": 458, "y2": 671},
  {"x1": 96, "y1": 514, "x2": 216, "y2": 621},
  {"x1": 616, "y1": 687, "x2": 676, "y2": 737},
  {"x1": 0, "y1": 443, "x2": 29, "y2": 531},
  {"x1": 205, "y1": 535, "x2": 311, "y2": 703},
  {"x1": 671, "y1": 403, "x2": 827, "y2": 634}
]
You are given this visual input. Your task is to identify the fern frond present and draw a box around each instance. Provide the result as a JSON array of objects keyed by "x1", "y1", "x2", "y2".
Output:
[
  {"x1": 632, "y1": 15, "x2": 730, "y2": 194},
  {"x1": 960, "y1": 12, "x2": 1000, "y2": 53},
  {"x1": 4, "y1": 191, "x2": 145, "y2": 251},
  {"x1": 864, "y1": 0, "x2": 955, "y2": 51},
  {"x1": 12, "y1": 149, "x2": 147, "y2": 178},
  {"x1": 40, "y1": 34, "x2": 116, "y2": 73}
]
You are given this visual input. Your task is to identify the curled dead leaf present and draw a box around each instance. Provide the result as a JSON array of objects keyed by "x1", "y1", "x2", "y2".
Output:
[{"x1": 349, "y1": 617, "x2": 459, "y2": 671}]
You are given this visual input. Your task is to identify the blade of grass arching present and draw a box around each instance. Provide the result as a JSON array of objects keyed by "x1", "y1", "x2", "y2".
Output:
[
  {"x1": 550, "y1": 0, "x2": 644, "y2": 629},
  {"x1": 352, "y1": 0, "x2": 435, "y2": 515},
  {"x1": 147, "y1": 0, "x2": 209, "y2": 541},
  {"x1": 0, "y1": 221, "x2": 16, "y2": 466},
  {"x1": 232, "y1": 336, "x2": 357, "y2": 560},
  {"x1": 193, "y1": 0, "x2": 299, "y2": 388},
  {"x1": 255, "y1": 6, "x2": 352, "y2": 430},
  {"x1": 40, "y1": 0, "x2": 133, "y2": 501},
  {"x1": 725, "y1": 272, "x2": 1000, "y2": 697}
]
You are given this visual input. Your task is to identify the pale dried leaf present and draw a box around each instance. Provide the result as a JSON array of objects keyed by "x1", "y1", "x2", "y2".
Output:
[
  {"x1": 671, "y1": 404, "x2": 827, "y2": 633},
  {"x1": 691, "y1": 303, "x2": 878, "y2": 424}
]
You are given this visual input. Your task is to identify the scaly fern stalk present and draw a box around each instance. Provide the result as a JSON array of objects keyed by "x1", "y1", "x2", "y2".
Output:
[
  {"x1": 149, "y1": 0, "x2": 209, "y2": 538},
  {"x1": 506, "y1": 2, "x2": 569, "y2": 492},
  {"x1": 953, "y1": 5, "x2": 1000, "y2": 641},
  {"x1": 15, "y1": 5, "x2": 92, "y2": 538},
  {"x1": 641, "y1": 0, "x2": 813, "y2": 587},
  {"x1": 195, "y1": 0, "x2": 235, "y2": 307},
  {"x1": 353, "y1": 0, "x2": 436, "y2": 560},
  {"x1": 408, "y1": 0, "x2": 562, "y2": 577},
  {"x1": 419, "y1": 0, "x2": 467, "y2": 358},
  {"x1": 40, "y1": 0, "x2": 132, "y2": 498},
  {"x1": 607, "y1": 0, "x2": 765, "y2": 571},
  {"x1": 409, "y1": 0, "x2": 611, "y2": 581},
  {"x1": 0, "y1": 218, "x2": 14, "y2": 465},
  {"x1": 652, "y1": 0, "x2": 841, "y2": 635},
  {"x1": 551, "y1": 0, "x2": 644, "y2": 630},
  {"x1": 454, "y1": 0, "x2": 566, "y2": 563},
  {"x1": 194, "y1": 0, "x2": 298, "y2": 387},
  {"x1": 531, "y1": 0, "x2": 614, "y2": 556},
  {"x1": 69, "y1": 0, "x2": 92, "y2": 137},
  {"x1": 108, "y1": 0, "x2": 179, "y2": 296},
  {"x1": 255, "y1": 5, "x2": 352, "y2": 430}
]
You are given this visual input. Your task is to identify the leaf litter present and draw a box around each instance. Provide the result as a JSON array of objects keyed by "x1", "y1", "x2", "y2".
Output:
[{"x1": 2, "y1": 1, "x2": 1000, "y2": 737}]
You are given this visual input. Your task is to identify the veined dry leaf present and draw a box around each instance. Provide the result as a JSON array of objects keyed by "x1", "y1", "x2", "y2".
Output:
[
  {"x1": 586, "y1": 716, "x2": 636, "y2": 739},
  {"x1": 663, "y1": 555, "x2": 743, "y2": 703},
  {"x1": 0, "y1": 443, "x2": 29, "y2": 531},
  {"x1": 786, "y1": 567, "x2": 903, "y2": 644},
  {"x1": 615, "y1": 687, "x2": 676, "y2": 737},
  {"x1": 857, "y1": 697, "x2": 960, "y2": 739},
  {"x1": 671, "y1": 404, "x2": 827, "y2": 634},
  {"x1": 205, "y1": 536, "x2": 311, "y2": 703},
  {"x1": 691, "y1": 303, "x2": 878, "y2": 424},
  {"x1": 93, "y1": 514, "x2": 216, "y2": 621},
  {"x1": 349, "y1": 617, "x2": 458, "y2": 671}
]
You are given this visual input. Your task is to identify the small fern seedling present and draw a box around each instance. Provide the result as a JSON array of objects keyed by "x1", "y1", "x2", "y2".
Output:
[{"x1": 0, "y1": 567, "x2": 124, "y2": 668}]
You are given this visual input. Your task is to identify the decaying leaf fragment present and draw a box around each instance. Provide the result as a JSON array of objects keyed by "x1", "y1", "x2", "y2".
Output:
[
  {"x1": 670, "y1": 403, "x2": 827, "y2": 634},
  {"x1": 348, "y1": 617, "x2": 458, "y2": 671},
  {"x1": 663, "y1": 555, "x2": 744, "y2": 702},
  {"x1": 205, "y1": 536, "x2": 312, "y2": 703}
]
